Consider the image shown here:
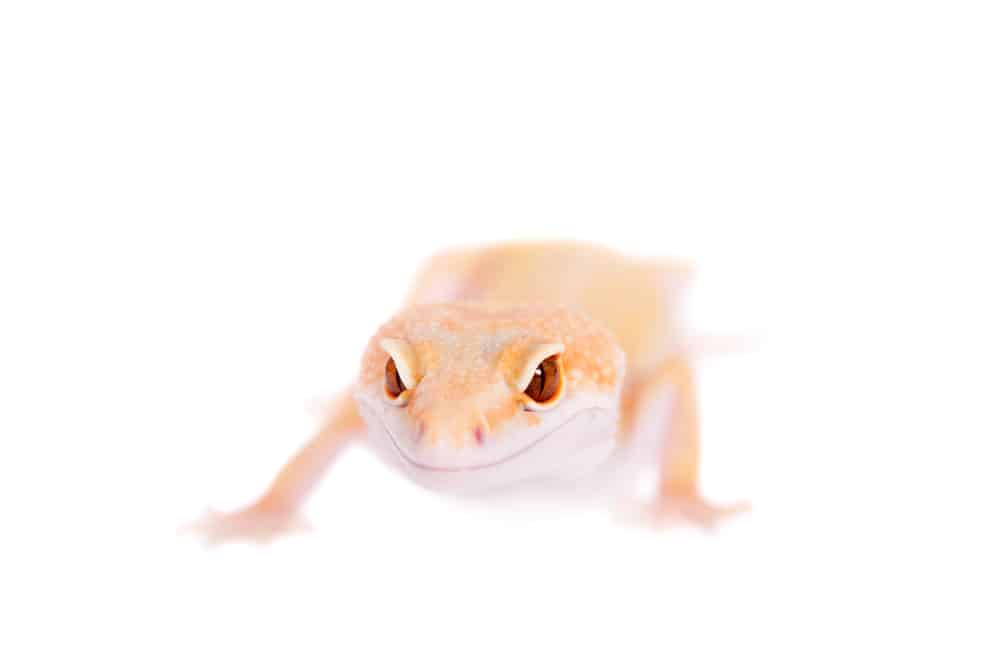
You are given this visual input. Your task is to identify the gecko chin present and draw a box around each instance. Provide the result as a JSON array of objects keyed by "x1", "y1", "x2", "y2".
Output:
[{"x1": 354, "y1": 392, "x2": 619, "y2": 495}]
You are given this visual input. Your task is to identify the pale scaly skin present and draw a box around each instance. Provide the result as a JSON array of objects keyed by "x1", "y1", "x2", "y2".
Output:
[{"x1": 190, "y1": 242, "x2": 748, "y2": 544}]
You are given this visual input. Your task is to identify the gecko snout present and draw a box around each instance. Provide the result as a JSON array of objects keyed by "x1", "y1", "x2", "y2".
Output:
[
  {"x1": 405, "y1": 394, "x2": 497, "y2": 449},
  {"x1": 408, "y1": 414, "x2": 492, "y2": 450}
]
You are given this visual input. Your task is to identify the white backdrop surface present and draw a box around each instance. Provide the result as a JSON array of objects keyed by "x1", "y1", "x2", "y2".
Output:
[{"x1": 1, "y1": 1, "x2": 997, "y2": 665}]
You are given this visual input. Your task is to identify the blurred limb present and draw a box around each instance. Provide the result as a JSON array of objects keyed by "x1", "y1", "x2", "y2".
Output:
[
  {"x1": 672, "y1": 331, "x2": 763, "y2": 359},
  {"x1": 185, "y1": 391, "x2": 364, "y2": 545},
  {"x1": 305, "y1": 392, "x2": 344, "y2": 420},
  {"x1": 621, "y1": 355, "x2": 749, "y2": 531}
]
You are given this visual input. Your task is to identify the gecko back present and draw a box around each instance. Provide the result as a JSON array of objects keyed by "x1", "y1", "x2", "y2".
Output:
[{"x1": 407, "y1": 241, "x2": 692, "y2": 374}]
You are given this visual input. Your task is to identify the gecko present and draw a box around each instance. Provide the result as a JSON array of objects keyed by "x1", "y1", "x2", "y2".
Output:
[{"x1": 193, "y1": 241, "x2": 748, "y2": 543}]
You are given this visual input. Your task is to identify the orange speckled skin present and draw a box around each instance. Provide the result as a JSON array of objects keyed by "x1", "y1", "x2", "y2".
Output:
[{"x1": 359, "y1": 302, "x2": 624, "y2": 445}]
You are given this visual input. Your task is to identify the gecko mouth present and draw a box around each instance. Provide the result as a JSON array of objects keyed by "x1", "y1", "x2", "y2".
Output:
[{"x1": 374, "y1": 406, "x2": 615, "y2": 473}]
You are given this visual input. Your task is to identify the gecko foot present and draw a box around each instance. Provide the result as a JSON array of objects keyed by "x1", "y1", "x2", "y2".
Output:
[
  {"x1": 181, "y1": 504, "x2": 312, "y2": 546},
  {"x1": 622, "y1": 494, "x2": 750, "y2": 532}
]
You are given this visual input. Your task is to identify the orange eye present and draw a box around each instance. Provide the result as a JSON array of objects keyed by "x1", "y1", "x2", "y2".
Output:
[
  {"x1": 385, "y1": 357, "x2": 407, "y2": 399},
  {"x1": 524, "y1": 355, "x2": 562, "y2": 405}
]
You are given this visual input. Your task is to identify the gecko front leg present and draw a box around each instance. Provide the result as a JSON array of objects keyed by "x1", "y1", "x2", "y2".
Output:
[
  {"x1": 625, "y1": 356, "x2": 750, "y2": 530},
  {"x1": 187, "y1": 392, "x2": 364, "y2": 545}
]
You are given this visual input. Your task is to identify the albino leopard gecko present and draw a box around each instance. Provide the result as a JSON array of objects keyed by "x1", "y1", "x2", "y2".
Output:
[{"x1": 193, "y1": 241, "x2": 748, "y2": 543}]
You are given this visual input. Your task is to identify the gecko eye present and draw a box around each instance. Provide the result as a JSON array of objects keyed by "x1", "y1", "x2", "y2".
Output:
[
  {"x1": 523, "y1": 355, "x2": 564, "y2": 409},
  {"x1": 380, "y1": 338, "x2": 418, "y2": 406},
  {"x1": 385, "y1": 357, "x2": 407, "y2": 400}
]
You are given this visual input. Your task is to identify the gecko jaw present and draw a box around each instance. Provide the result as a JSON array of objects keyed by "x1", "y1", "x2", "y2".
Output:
[{"x1": 379, "y1": 406, "x2": 613, "y2": 473}]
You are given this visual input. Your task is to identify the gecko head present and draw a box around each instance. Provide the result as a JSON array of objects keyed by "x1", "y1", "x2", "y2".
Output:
[{"x1": 353, "y1": 302, "x2": 625, "y2": 490}]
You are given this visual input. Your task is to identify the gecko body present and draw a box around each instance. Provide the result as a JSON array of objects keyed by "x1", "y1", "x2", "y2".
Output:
[{"x1": 196, "y1": 242, "x2": 747, "y2": 542}]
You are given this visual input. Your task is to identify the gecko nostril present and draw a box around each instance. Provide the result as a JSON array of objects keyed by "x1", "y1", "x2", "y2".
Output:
[{"x1": 474, "y1": 425, "x2": 485, "y2": 445}]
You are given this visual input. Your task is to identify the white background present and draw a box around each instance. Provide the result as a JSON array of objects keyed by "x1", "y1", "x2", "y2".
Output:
[{"x1": 2, "y1": 1, "x2": 998, "y2": 665}]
